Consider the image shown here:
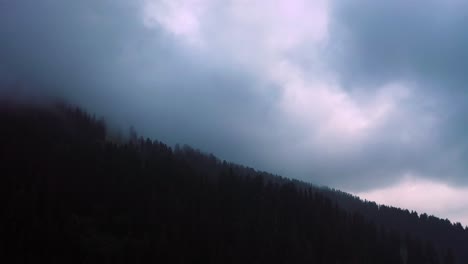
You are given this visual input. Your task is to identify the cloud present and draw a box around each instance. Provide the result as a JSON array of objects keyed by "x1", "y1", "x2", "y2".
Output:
[
  {"x1": 140, "y1": 0, "x2": 429, "y2": 190},
  {"x1": 324, "y1": 0, "x2": 468, "y2": 185},
  {"x1": 144, "y1": 0, "x2": 468, "y2": 194},
  {"x1": 167, "y1": 0, "x2": 360, "y2": 146},
  {"x1": 2, "y1": 0, "x2": 468, "y2": 210},
  {"x1": 329, "y1": 0, "x2": 468, "y2": 90},
  {"x1": 0, "y1": 0, "x2": 286, "y2": 172},
  {"x1": 143, "y1": 0, "x2": 206, "y2": 45}
]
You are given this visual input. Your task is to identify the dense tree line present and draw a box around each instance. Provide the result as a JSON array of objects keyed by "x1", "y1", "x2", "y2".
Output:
[
  {"x1": 320, "y1": 188, "x2": 468, "y2": 263},
  {"x1": 0, "y1": 102, "x2": 465, "y2": 263}
]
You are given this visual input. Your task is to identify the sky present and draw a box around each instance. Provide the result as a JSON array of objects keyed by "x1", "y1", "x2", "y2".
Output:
[{"x1": 1, "y1": 0, "x2": 468, "y2": 225}]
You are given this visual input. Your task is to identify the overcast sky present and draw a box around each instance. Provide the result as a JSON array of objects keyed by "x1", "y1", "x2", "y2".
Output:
[{"x1": 2, "y1": 0, "x2": 468, "y2": 225}]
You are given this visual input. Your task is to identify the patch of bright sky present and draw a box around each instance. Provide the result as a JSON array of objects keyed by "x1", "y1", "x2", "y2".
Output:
[{"x1": 357, "y1": 174, "x2": 468, "y2": 226}]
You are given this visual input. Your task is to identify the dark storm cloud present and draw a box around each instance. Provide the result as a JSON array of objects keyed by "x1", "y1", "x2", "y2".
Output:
[
  {"x1": 322, "y1": 0, "x2": 468, "y2": 187},
  {"x1": 329, "y1": 0, "x2": 468, "y2": 90},
  {"x1": 3, "y1": 0, "x2": 468, "y2": 199},
  {"x1": 0, "y1": 0, "x2": 284, "y2": 172}
]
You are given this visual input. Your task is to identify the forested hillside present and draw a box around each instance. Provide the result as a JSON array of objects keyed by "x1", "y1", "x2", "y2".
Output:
[{"x1": 0, "y1": 102, "x2": 465, "y2": 263}]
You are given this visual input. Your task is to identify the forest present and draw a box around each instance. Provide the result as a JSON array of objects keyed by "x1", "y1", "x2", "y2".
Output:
[{"x1": 1, "y1": 101, "x2": 466, "y2": 263}]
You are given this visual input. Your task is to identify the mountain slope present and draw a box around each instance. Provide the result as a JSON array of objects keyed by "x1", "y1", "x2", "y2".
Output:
[{"x1": 0, "y1": 102, "x2": 464, "y2": 263}]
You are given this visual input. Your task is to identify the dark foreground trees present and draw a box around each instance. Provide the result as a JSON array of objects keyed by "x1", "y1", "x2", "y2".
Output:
[{"x1": 0, "y1": 102, "x2": 465, "y2": 263}]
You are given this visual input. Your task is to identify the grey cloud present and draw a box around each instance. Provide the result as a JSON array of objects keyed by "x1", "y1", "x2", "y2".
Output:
[
  {"x1": 329, "y1": 0, "x2": 468, "y2": 90},
  {"x1": 319, "y1": 0, "x2": 468, "y2": 188},
  {"x1": 3, "y1": 0, "x2": 468, "y2": 194},
  {"x1": 0, "y1": 0, "x2": 287, "y2": 175}
]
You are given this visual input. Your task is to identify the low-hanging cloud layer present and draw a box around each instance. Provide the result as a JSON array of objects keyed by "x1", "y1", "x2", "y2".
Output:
[{"x1": 1, "y1": 0, "x2": 468, "y2": 224}]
